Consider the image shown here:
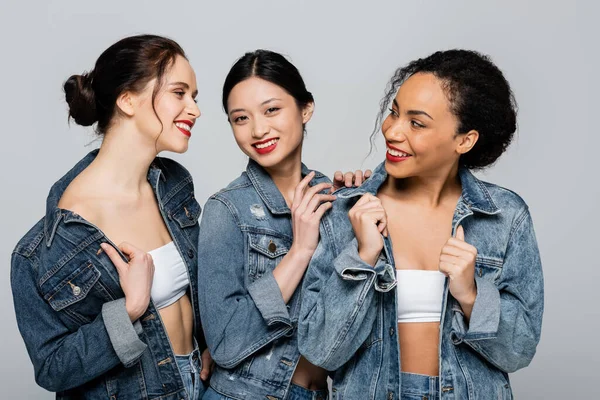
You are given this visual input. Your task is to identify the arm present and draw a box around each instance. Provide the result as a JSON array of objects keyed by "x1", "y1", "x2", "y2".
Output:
[
  {"x1": 450, "y1": 208, "x2": 544, "y2": 372},
  {"x1": 298, "y1": 229, "x2": 395, "y2": 371},
  {"x1": 197, "y1": 198, "x2": 293, "y2": 369},
  {"x1": 11, "y1": 253, "x2": 146, "y2": 392}
]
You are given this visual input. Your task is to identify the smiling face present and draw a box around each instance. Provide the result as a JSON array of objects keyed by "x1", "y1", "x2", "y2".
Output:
[
  {"x1": 382, "y1": 72, "x2": 478, "y2": 179},
  {"x1": 129, "y1": 55, "x2": 200, "y2": 154},
  {"x1": 226, "y1": 77, "x2": 313, "y2": 169}
]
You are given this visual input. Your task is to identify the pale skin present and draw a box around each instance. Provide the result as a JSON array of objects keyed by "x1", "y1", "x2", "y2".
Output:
[
  {"x1": 351, "y1": 72, "x2": 479, "y2": 376},
  {"x1": 58, "y1": 55, "x2": 213, "y2": 380},
  {"x1": 227, "y1": 77, "x2": 370, "y2": 390}
]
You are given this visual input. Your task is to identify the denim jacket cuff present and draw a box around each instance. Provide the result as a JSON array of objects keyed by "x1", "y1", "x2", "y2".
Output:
[
  {"x1": 247, "y1": 271, "x2": 291, "y2": 326},
  {"x1": 102, "y1": 298, "x2": 147, "y2": 367},
  {"x1": 334, "y1": 239, "x2": 397, "y2": 293},
  {"x1": 451, "y1": 275, "x2": 500, "y2": 342}
]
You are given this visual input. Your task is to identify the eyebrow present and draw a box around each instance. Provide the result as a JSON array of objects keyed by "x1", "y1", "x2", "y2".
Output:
[
  {"x1": 169, "y1": 82, "x2": 198, "y2": 97},
  {"x1": 393, "y1": 99, "x2": 434, "y2": 120},
  {"x1": 229, "y1": 98, "x2": 282, "y2": 115}
]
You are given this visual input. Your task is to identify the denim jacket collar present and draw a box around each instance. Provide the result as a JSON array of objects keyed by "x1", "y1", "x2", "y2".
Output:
[
  {"x1": 336, "y1": 161, "x2": 501, "y2": 215},
  {"x1": 246, "y1": 158, "x2": 327, "y2": 215},
  {"x1": 44, "y1": 149, "x2": 166, "y2": 246}
]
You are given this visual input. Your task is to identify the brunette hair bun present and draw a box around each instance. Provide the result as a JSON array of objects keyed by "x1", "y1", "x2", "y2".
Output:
[{"x1": 64, "y1": 72, "x2": 97, "y2": 126}]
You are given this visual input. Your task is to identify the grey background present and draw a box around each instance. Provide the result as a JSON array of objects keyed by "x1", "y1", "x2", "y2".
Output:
[{"x1": 1, "y1": 1, "x2": 597, "y2": 398}]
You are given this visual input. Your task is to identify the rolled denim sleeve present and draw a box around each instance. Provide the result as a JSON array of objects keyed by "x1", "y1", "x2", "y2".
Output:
[
  {"x1": 298, "y1": 227, "x2": 386, "y2": 371},
  {"x1": 451, "y1": 208, "x2": 544, "y2": 373},
  {"x1": 336, "y1": 239, "x2": 396, "y2": 292},
  {"x1": 11, "y1": 253, "x2": 133, "y2": 392},
  {"x1": 102, "y1": 298, "x2": 147, "y2": 366},
  {"x1": 247, "y1": 270, "x2": 289, "y2": 325},
  {"x1": 198, "y1": 198, "x2": 292, "y2": 369}
]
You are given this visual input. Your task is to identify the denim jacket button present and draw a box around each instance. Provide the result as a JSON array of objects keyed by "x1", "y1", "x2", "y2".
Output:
[
  {"x1": 187, "y1": 249, "x2": 195, "y2": 259},
  {"x1": 268, "y1": 241, "x2": 277, "y2": 253},
  {"x1": 389, "y1": 327, "x2": 394, "y2": 337},
  {"x1": 387, "y1": 391, "x2": 394, "y2": 400},
  {"x1": 451, "y1": 332, "x2": 462, "y2": 345},
  {"x1": 72, "y1": 286, "x2": 81, "y2": 296}
]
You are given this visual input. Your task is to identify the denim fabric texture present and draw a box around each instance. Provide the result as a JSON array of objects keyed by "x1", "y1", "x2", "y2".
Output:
[
  {"x1": 11, "y1": 150, "x2": 206, "y2": 399},
  {"x1": 298, "y1": 162, "x2": 544, "y2": 400},
  {"x1": 175, "y1": 344, "x2": 208, "y2": 400},
  {"x1": 198, "y1": 159, "x2": 331, "y2": 400}
]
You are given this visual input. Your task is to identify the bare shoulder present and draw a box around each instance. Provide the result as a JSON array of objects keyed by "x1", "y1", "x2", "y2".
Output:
[{"x1": 57, "y1": 172, "x2": 106, "y2": 224}]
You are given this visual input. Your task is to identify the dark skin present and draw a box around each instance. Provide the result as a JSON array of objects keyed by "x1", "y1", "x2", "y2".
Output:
[{"x1": 352, "y1": 72, "x2": 479, "y2": 375}]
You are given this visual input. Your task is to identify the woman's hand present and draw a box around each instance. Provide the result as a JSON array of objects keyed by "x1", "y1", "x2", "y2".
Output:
[
  {"x1": 439, "y1": 226, "x2": 478, "y2": 319},
  {"x1": 101, "y1": 242, "x2": 155, "y2": 321},
  {"x1": 332, "y1": 169, "x2": 373, "y2": 191},
  {"x1": 348, "y1": 193, "x2": 388, "y2": 266},
  {"x1": 290, "y1": 171, "x2": 337, "y2": 258},
  {"x1": 200, "y1": 348, "x2": 215, "y2": 381}
]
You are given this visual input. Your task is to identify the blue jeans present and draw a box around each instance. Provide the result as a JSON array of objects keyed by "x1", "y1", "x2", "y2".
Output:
[
  {"x1": 401, "y1": 372, "x2": 439, "y2": 400},
  {"x1": 203, "y1": 383, "x2": 328, "y2": 400},
  {"x1": 175, "y1": 346, "x2": 208, "y2": 400}
]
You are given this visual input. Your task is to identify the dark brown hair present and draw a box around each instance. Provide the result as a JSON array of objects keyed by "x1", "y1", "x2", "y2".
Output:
[{"x1": 64, "y1": 34, "x2": 186, "y2": 135}]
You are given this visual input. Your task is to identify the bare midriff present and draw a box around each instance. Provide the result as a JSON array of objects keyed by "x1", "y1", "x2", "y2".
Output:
[
  {"x1": 398, "y1": 322, "x2": 440, "y2": 375},
  {"x1": 158, "y1": 293, "x2": 195, "y2": 355},
  {"x1": 291, "y1": 356, "x2": 329, "y2": 390}
]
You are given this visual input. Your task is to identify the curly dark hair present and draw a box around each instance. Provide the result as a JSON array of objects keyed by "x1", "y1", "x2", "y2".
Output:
[{"x1": 371, "y1": 49, "x2": 518, "y2": 169}]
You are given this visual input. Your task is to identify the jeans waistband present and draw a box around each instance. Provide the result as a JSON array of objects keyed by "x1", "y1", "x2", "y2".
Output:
[
  {"x1": 401, "y1": 372, "x2": 439, "y2": 398},
  {"x1": 288, "y1": 383, "x2": 328, "y2": 400}
]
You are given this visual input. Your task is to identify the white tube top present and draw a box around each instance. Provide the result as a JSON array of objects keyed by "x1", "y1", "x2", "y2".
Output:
[
  {"x1": 148, "y1": 242, "x2": 189, "y2": 310},
  {"x1": 395, "y1": 269, "x2": 446, "y2": 323}
]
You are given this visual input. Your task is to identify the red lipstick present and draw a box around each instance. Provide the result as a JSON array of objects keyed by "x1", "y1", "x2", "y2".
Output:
[
  {"x1": 386, "y1": 142, "x2": 412, "y2": 163},
  {"x1": 175, "y1": 120, "x2": 194, "y2": 137},
  {"x1": 252, "y1": 138, "x2": 279, "y2": 155}
]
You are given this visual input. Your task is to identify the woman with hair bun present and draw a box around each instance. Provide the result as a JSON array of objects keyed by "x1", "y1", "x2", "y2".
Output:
[
  {"x1": 11, "y1": 34, "x2": 211, "y2": 399},
  {"x1": 298, "y1": 49, "x2": 544, "y2": 399}
]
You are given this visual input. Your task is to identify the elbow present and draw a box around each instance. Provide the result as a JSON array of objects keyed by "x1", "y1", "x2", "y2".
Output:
[
  {"x1": 297, "y1": 330, "x2": 343, "y2": 371},
  {"x1": 34, "y1": 365, "x2": 70, "y2": 392},
  {"x1": 207, "y1": 341, "x2": 247, "y2": 370},
  {"x1": 488, "y1": 339, "x2": 538, "y2": 373},
  {"x1": 297, "y1": 338, "x2": 325, "y2": 369},
  {"x1": 503, "y1": 346, "x2": 537, "y2": 373}
]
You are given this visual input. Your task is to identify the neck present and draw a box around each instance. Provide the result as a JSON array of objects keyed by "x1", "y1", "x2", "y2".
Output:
[
  {"x1": 264, "y1": 145, "x2": 303, "y2": 206},
  {"x1": 383, "y1": 162, "x2": 462, "y2": 207},
  {"x1": 88, "y1": 123, "x2": 159, "y2": 195}
]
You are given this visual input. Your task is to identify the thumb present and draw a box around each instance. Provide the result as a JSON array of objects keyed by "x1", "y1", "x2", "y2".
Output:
[
  {"x1": 118, "y1": 241, "x2": 141, "y2": 260},
  {"x1": 100, "y1": 243, "x2": 128, "y2": 274},
  {"x1": 455, "y1": 225, "x2": 465, "y2": 241},
  {"x1": 200, "y1": 350, "x2": 212, "y2": 381}
]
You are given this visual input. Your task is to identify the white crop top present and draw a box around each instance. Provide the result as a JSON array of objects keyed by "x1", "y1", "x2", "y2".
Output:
[
  {"x1": 395, "y1": 269, "x2": 446, "y2": 323},
  {"x1": 148, "y1": 242, "x2": 189, "y2": 310}
]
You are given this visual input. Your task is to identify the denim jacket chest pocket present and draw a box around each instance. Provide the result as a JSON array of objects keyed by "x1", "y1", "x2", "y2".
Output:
[
  {"x1": 168, "y1": 192, "x2": 201, "y2": 247},
  {"x1": 247, "y1": 232, "x2": 291, "y2": 281},
  {"x1": 474, "y1": 255, "x2": 503, "y2": 284},
  {"x1": 41, "y1": 259, "x2": 116, "y2": 327}
]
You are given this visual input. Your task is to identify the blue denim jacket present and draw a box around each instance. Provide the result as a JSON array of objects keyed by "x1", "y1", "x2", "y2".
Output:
[
  {"x1": 298, "y1": 162, "x2": 544, "y2": 400},
  {"x1": 11, "y1": 150, "x2": 206, "y2": 399},
  {"x1": 197, "y1": 159, "x2": 330, "y2": 400}
]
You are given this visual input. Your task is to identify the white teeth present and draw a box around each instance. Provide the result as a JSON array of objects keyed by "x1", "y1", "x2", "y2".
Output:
[
  {"x1": 175, "y1": 122, "x2": 191, "y2": 131},
  {"x1": 387, "y1": 148, "x2": 410, "y2": 157},
  {"x1": 255, "y1": 139, "x2": 278, "y2": 149}
]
